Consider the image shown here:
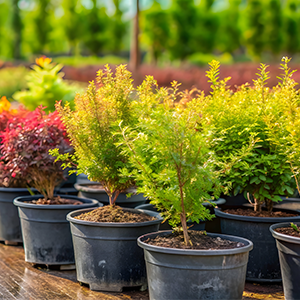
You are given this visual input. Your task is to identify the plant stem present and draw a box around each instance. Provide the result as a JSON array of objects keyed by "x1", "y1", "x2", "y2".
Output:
[
  {"x1": 176, "y1": 158, "x2": 190, "y2": 245},
  {"x1": 253, "y1": 197, "x2": 261, "y2": 212}
]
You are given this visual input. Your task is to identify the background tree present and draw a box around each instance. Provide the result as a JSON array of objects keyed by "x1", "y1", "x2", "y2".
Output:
[
  {"x1": 264, "y1": 0, "x2": 283, "y2": 60},
  {"x1": 0, "y1": 0, "x2": 13, "y2": 58},
  {"x1": 61, "y1": 0, "x2": 84, "y2": 56},
  {"x1": 283, "y1": 0, "x2": 300, "y2": 56},
  {"x1": 193, "y1": 0, "x2": 219, "y2": 54},
  {"x1": 32, "y1": 0, "x2": 53, "y2": 54},
  {"x1": 217, "y1": 0, "x2": 242, "y2": 54},
  {"x1": 108, "y1": 0, "x2": 127, "y2": 53},
  {"x1": 141, "y1": 1, "x2": 170, "y2": 65},
  {"x1": 243, "y1": 0, "x2": 266, "y2": 61},
  {"x1": 83, "y1": 1, "x2": 109, "y2": 55},
  {"x1": 168, "y1": 0, "x2": 197, "y2": 61},
  {"x1": 11, "y1": 0, "x2": 23, "y2": 59}
]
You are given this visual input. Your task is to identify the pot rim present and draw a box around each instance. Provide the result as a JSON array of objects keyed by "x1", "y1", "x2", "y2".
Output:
[
  {"x1": 74, "y1": 182, "x2": 137, "y2": 194},
  {"x1": 0, "y1": 187, "x2": 37, "y2": 193},
  {"x1": 137, "y1": 230, "x2": 253, "y2": 256},
  {"x1": 215, "y1": 207, "x2": 300, "y2": 223},
  {"x1": 13, "y1": 194, "x2": 100, "y2": 210},
  {"x1": 67, "y1": 207, "x2": 163, "y2": 227},
  {"x1": 270, "y1": 222, "x2": 300, "y2": 244}
]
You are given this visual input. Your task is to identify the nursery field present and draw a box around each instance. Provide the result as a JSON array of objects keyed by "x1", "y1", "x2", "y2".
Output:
[{"x1": 0, "y1": 242, "x2": 284, "y2": 300}]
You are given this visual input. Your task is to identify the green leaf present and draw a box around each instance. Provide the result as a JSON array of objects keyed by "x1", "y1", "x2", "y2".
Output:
[
  {"x1": 259, "y1": 175, "x2": 266, "y2": 181},
  {"x1": 250, "y1": 177, "x2": 259, "y2": 184}
]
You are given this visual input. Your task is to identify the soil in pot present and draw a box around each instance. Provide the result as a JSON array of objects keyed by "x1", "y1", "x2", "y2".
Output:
[
  {"x1": 275, "y1": 224, "x2": 300, "y2": 237},
  {"x1": 74, "y1": 205, "x2": 156, "y2": 223},
  {"x1": 143, "y1": 230, "x2": 246, "y2": 250},
  {"x1": 27, "y1": 196, "x2": 83, "y2": 205},
  {"x1": 223, "y1": 207, "x2": 298, "y2": 218}
]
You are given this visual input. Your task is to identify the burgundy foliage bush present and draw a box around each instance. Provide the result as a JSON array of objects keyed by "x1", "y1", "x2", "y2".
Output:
[{"x1": 0, "y1": 106, "x2": 70, "y2": 198}]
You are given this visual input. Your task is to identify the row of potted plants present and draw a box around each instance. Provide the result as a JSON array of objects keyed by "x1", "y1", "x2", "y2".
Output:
[{"x1": 1, "y1": 58, "x2": 300, "y2": 299}]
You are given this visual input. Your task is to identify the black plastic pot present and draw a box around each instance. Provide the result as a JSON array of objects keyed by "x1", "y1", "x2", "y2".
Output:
[
  {"x1": 67, "y1": 207, "x2": 162, "y2": 292},
  {"x1": 74, "y1": 182, "x2": 147, "y2": 208},
  {"x1": 270, "y1": 222, "x2": 300, "y2": 300},
  {"x1": 274, "y1": 197, "x2": 300, "y2": 212},
  {"x1": 13, "y1": 195, "x2": 99, "y2": 265},
  {"x1": 138, "y1": 230, "x2": 253, "y2": 300},
  {"x1": 215, "y1": 206, "x2": 300, "y2": 282},
  {"x1": 221, "y1": 193, "x2": 248, "y2": 206},
  {"x1": 0, "y1": 187, "x2": 35, "y2": 243}
]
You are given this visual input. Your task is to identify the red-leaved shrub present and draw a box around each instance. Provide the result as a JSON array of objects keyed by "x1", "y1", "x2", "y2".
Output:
[{"x1": 0, "y1": 106, "x2": 70, "y2": 198}]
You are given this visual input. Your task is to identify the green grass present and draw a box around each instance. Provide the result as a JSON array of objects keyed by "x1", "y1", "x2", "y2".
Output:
[{"x1": 54, "y1": 55, "x2": 128, "y2": 67}]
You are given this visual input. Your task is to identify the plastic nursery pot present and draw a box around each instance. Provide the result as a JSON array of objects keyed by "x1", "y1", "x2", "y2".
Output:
[
  {"x1": 13, "y1": 195, "x2": 99, "y2": 265},
  {"x1": 215, "y1": 206, "x2": 300, "y2": 283},
  {"x1": 274, "y1": 197, "x2": 300, "y2": 212},
  {"x1": 74, "y1": 182, "x2": 147, "y2": 208},
  {"x1": 221, "y1": 193, "x2": 248, "y2": 207},
  {"x1": 0, "y1": 187, "x2": 36, "y2": 243},
  {"x1": 270, "y1": 222, "x2": 300, "y2": 300},
  {"x1": 138, "y1": 230, "x2": 253, "y2": 300},
  {"x1": 135, "y1": 198, "x2": 226, "y2": 232},
  {"x1": 66, "y1": 207, "x2": 162, "y2": 292}
]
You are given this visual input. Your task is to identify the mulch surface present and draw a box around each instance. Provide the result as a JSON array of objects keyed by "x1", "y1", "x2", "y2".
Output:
[
  {"x1": 275, "y1": 225, "x2": 300, "y2": 238},
  {"x1": 224, "y1": 208, "x2": 298, "y2": 218},
  {"x1": 143, "y1": 230, "x2": 246, "y2": 250},
  {"x1": 28, "y1": 195, "x2": 83, "y2": 205},
  {"x1": 74, "y1": 205, "x2": 156, "y2": 223}
]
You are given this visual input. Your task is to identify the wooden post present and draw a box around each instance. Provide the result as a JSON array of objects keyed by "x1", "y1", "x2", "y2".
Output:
[{"x1": 130, "y1": 0, "x2": 140, "y2": 71}]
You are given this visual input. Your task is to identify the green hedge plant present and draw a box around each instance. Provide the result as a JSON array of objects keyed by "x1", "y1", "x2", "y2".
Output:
[
  {"x1": 120, "y1": 77, "x2": 222, "y2": 246},
  {"x1": 202, "y1": 59, "x2": 296, "y2": 212},
  {"x1": 264, "y1": 57, "x2": 300, "y2": 196}
]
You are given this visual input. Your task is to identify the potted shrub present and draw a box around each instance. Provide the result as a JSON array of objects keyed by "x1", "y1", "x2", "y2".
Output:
[
  {"x1": 0, "y1": 96, "x2": 32, "y2": 244},
  {"x1": 3, "y1": 106, "x2": 99, "y2": 266},
  {"x1": 13, "y1": 56, "x2": 83, "y2": 112},
  {"x1": 55, "y1": 65, "x2": 162, "y2": 291},
  {"x1": 54, "y1": 64, "x2": 146, "y2": 208},
  {"x1": 267, "y1": 57, "x2": 300, "y2": 212},
  {"x1": 270, "y1": 222, "x2": 300, "y2": 300},
  {"x1": 203, "y1": 59, "x2": 300, "y2": 282},
  {"x1": 120, "y1": 76, "x2": 253, "y2": 300}
]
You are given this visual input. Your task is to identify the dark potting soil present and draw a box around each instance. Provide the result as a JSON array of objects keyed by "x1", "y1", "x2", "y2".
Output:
[
  {"x1": 144, "y1": 230, "x2": 246, "y2": 250},
  {"x1": 28, "y1": 196, "x2": 83, "y2": 205},
  {"x1": 275, "y1": 225, "x2": 300, "y2": 238},
  {"x1": 223, "y1": 207, "x2": 298, "y2": 218},
  {"x1": 74, "y1": 205, "x2": 156, "y2": 223}
]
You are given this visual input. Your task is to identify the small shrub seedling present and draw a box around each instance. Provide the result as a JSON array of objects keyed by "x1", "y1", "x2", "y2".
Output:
[
  {"x1": 52, "y1": 65, "x2": 137, "y2": 205},
  {"x1": 291, "y1": 223, "x2": 299, "y2": 233},
  {"x1": 120, "y1": 77, "x2": 222, "y2": 246}
]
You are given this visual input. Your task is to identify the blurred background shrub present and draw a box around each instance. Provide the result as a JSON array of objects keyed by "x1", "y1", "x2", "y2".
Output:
[
  {"x1": 0, "y1": 67, "x2": 28, "y2": 100},
  {"x1": 12, "y1": 57, "x2": 83, "y2": 112}
]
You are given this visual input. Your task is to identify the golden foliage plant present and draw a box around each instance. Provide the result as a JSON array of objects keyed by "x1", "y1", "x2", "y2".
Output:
[
  {"x1": 53, "y1": 65, "x2": 136, "y2": 205},
  {"x1": 201, "y1": 59, "x2": 297, "y2": 212}
]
